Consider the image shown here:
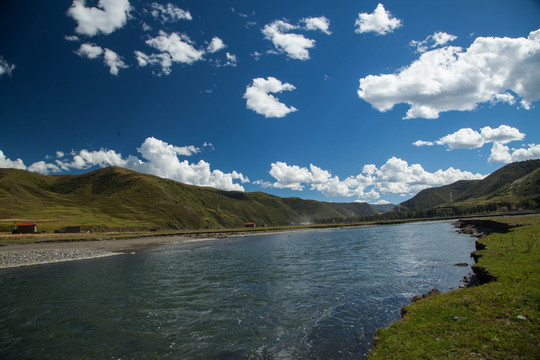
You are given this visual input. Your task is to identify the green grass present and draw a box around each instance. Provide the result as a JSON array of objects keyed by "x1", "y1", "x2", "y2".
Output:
[{"x1": 368, "y1": 215, "x2": 540, "y2": 360}]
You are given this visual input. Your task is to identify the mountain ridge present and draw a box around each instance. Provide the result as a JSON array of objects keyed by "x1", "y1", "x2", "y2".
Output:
[
  {"x1": 397, "y1": 160, "x2": 540, "y2": 212},
  {"x1": 0, "y1": 166, "x2": 380, "y2": 231}
]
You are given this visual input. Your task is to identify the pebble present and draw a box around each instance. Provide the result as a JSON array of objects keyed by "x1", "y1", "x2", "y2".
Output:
[
  {"x1": 516, "y1": 315, "x2": 527, "y2": 320},
  {"x1": 0, "y1": 249, "x2": 119, "y2": 269}
]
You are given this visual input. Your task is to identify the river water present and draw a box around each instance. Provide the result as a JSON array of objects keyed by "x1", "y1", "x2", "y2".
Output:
[{"x1": 0, "y1": 221, "x2": 474, "y2": 359}]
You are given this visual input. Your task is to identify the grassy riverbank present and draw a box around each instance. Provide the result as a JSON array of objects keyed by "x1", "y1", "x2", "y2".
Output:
[{"x1": 368, "y1": 215, "x2": 540, "y2": 359}]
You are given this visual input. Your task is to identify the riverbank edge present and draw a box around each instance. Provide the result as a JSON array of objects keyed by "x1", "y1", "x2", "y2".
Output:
[
  {"x1": 367, "y1": 215, "x2": 539, "y2": 359},
  {"x1": 0, "y1": 227, "x2": 322, "y2": 269},
  {"x1": 0, "y1": 216, "x2": 516, "y2": 270},
  {"x1": 0, "y1": 218, "x2": 459, "y2": 269}
]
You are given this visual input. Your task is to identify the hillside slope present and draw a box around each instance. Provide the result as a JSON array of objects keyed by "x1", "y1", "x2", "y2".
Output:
[
  {"x1": 398, "y1": 180, "x2": 479, "y2": 211},
  {"x1": 0, "y1": 167, "x2": 379, "y2": 231},
  {"x1": 456, "y1": 159, "x2": 540, "y2": 202},
  {"x1": 398, "y1": 160, "x2": 540, "y2": 211}
]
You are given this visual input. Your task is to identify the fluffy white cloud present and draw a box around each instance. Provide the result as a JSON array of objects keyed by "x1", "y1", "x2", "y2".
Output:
[
  {"x1": 489, "y1": 143, "x2": 540, "y2": 163},
  {"x1": 358, "y1": 29, "x2": 540, "y2": 119},
  {"x1": 0, "y1": 150, "x2": 61, "y2": 175},
  {"x1": 67, "y1": 0, "x2": 131, "y2": 37},
  {"x1": 262, "y1": 17, "x2": 330, "y2": 60},
  {"x1": 415, "y1": 125, "x2": 526, "y2": 151},
  {"x1": 51, "y1": 138, "x2": 247, "y2": 191},
  {"x1": 27, "y1": 161, "x2": 61, "y2": 174},
  {"x1": 56, "y1": 149, "x2": 130, "y2": 170},
  {"x1": 146, "y1": 31, "x2": 204, "y2": 64},
  {"x1": 149, "y1": 2, "x2": 191, "y2": 23},
  {"x1": 354, "y1": 3, "x2": 402, "y2": 35},
  {"x1": 207, "y1": 37, "x2": 226, "y2": 53},
  {"x1": 0, "y1": 138, "x2": 248, "y2": 191},
  {"x1": 259, "y1": 158, "x2": 485, "y2": 200},
  {"x1": 244, "y1": 77, "x2": 298, "y2": 118},
  {"x1": 134, "y1": 51, "x2": 172, "y2": 75},
  {"x1": 301, "y1": 16, "x2": 331, "y2": 35},
  {"x1": 410, "y1": 32, "x2": 457, "y2": 53},
  {"x1": 0, "y1": 150, "x2": 26, "y2": 170},
  {"x1": 76, "y1": 43, "x2": 103, "y2": 58},
  {"x1": 412, "y1": 140, "x2": 434, "y2": 147},
  {"x1": 437, "y1": 128, "x2": 485, "y2": 150},
  {"x1": 0, "y1": 56, "x2": 16, "y2": 77},
  {"x1": 267, "y1": 161, "x2": 313, "y2": 190},
  {"x1": 76, "y1": 43, "x2": 127, "y2": 75},
  {"x1": 103, "y1": 48, "x2": 128, "y2": 75},
  {"x1": 262, "y1": 20, "x2": 314, "y2": 60},
  {"x1": 132, "y1": 137, "x2": 248, "y2": 191},
  {"x1": 480, "y1": 125, "x2": 525, "y2": 144},
  {"x1": 136, "y1": 31, "x2": 205, "y2": 75}
]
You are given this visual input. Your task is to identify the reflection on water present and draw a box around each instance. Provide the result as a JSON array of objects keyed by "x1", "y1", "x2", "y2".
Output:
[{"x1": 0, "y1": 221, "x2": 474, "y2": 359}]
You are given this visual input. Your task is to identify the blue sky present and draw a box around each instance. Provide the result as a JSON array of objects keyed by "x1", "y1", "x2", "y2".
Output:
[{"x1": 0, "y1": 0, "x2": 539, "y2": 205}]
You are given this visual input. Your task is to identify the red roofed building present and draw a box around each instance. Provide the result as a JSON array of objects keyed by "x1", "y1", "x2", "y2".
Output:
[{"x1": 12, "y1": 223, "x2": 37, "y2": 234}]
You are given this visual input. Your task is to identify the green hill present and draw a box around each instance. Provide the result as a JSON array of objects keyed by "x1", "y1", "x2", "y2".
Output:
[
  {"x1": 0, "y1": 166, "x2": 379, "y2": 232},
  {"x1": 398, "y1": 160, "x2": 540, "y2": 212},
  {"x1": 398, "y1": 180, "x2": 479, "y2": 211}
]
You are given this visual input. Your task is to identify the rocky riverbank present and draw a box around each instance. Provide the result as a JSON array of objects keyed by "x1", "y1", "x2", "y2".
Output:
[
  {"x1": 0, "y1": 228, "x2": 312, "y2": 269},
  {"x1": 453, "y1": 218, "x2": 516, "y2": 286},
  {"x1": 0, "y1": 249, "x2": 120, "y2": 269}
]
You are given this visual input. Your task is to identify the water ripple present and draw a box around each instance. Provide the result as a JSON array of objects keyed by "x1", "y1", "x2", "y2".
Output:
[{"x1": 0, "y1": 222, "x2": 474, "y2": 359}]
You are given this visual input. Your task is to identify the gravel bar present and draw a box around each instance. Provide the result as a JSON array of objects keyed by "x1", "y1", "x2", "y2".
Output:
[{"x1": 0, "y1": 249, "x2": 120, "y2": 269}]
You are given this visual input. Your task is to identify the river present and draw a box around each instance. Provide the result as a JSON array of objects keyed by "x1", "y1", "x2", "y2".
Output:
[{"x1": 0, "y1": 221, "x2": 475, "y2": 359}]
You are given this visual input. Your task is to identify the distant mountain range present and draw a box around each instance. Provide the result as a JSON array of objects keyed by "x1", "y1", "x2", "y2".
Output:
[
  {"x1": 1, "y1": 160, "x2": 538, "y2": 232},
  {"x1": 0, "y1": 166, "x2": 382, "y2": 232},
  {"x1": 397, "y1": 159, "x2": 540, "y2": 212}
]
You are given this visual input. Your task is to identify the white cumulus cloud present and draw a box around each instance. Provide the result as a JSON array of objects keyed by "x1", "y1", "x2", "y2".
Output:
[
  {"x1": 67, "y1": 0, "x2": 131, "y2": 37},
  {"x1": 207, "y1": 37, "x2": 226, "y2": 53},
  {"x1": 354, "y1": 3, "x2": 402, "y2": 35},
  {"x1": 412, "y1": 140, "x2": 434, "y2": 147},
  {"x1": 301, "y1": 16, "x2": 331, "y2": 35},
  {"x1": 415, "y1": 125, "x2": 526, "y2": 151},
  {"x1": 437, "y1": 128, "x2": 485, "y2": 150},
  {"x1": 262, "y1": 20, "x2": 314, "y2": 60},
  {"x1": 136, "y1": 31, "x2": 206, "y2": 75},
  {"x1": 262, "y1": 17, "x2": 330, "y2": 60},
  {"x1": 149, "y1": 2, "x2": 191, "y2": 23},
  {"x1": 76, "y1": 43, "x2": 127, "y2": 75},
  {"x1": 51, "y1": 138, "x2": 248, "y2": 191},
  {"x1": 134, "y1": 51, "x2": 172, "y2": 75},
  {"x1": 146, "y1": 31, "x2": 204, "y2": 64},
  {"x1": 0, "y1": 138, "x2": 248, "y2": 191},
  {"x1": 0, "y1": 150, "x2": 27, "y2": 170},
  {"x1": 244, "y1": 77, "x2": 298, "y2": 118},
  {"x1": 76, "y1": 43, "x2": 103, "y2": 58},
  {"x1": 103, "y1": 48, "x2": 128, "y2": 75},
  {"x1": 259, "y1": 157, "x2": 485, "y2": 201},
  {"x1": 489, "y1": 143, "x2": 540, "y2": 163},
  {"x1": 410, "y1": 31, "x2": 457, "y2": 53},
  {"x1": 480, "y1": 125, "x2": 526, "y2": 144},
  {"x1": 358, "y1": 29, "x2": 540, "y2": 119}
]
